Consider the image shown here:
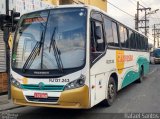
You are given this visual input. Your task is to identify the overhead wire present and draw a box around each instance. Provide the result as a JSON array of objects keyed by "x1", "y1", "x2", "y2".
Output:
[
  {"x1": 107, "y1": 0, "x2": 155, "y2": 42},
  {"x1": 128, "y1": 0, "x2": 137, "y2": 7},
  {"x1": 140, "y1": 0, "x2": 150, "y2": 7},
  {"x1": 139, "y1": 0, "x2": 160, "y2": 25},
  {"x1": 153, "y1": 14, "x2": 160, "y2": 24},
  {"x1": 130, "y1": 0, "x2": 137, "y2": 2},
  {"x1": 107, "y1": 0, "x2": 135, "y2": 18},
  {"x1": 149, "y1": 17, "x2": 160, "y2": 19}
]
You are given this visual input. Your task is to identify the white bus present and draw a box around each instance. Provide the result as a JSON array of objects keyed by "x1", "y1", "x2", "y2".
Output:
[
  {"x1": 11, "y1": 5, "x2": 149, "y2": 109},
  {"x1": 150, "y1": 48, "x2": 160, "y2": 64}
]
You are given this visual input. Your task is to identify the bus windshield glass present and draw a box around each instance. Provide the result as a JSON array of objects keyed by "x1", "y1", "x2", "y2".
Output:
[
  {"x1": 12, "y1": 8, "x2": 87, "y2": 71},
  {"x1": 154, "y1": 49, "x2": 160, "y2": 57}
]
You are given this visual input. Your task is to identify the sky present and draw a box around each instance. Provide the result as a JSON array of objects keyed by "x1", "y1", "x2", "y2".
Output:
[{"x1": 107, "y1": 0, "x2": 160, "y2": 46}]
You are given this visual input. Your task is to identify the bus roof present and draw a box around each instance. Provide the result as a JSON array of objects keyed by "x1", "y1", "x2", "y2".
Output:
[{"x1": 22, "y1": 4, "x2": 147, "y2": 38}]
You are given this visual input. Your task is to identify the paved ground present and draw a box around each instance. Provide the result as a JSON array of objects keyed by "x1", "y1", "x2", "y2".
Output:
[{"x1": 0, "y1": 64, "x2": 160, "y2": 119}]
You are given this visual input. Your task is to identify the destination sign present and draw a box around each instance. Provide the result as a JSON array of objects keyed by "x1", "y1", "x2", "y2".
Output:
[{"x1": 24, "y1": 17, "x2": 47, "y2": 24}]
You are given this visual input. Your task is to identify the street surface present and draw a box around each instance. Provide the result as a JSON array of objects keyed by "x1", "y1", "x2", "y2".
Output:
[{"x1": 0, "y1": 64, "x2": 160, "y2": 119}]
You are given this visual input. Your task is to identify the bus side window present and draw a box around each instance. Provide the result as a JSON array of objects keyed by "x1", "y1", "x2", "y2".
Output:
[
  {"x1": 119, "y1": 25, "x2": 128, "y2": 49},
  {"x1": 130, "y1": 30, "x2": 136, "y2": 50},
  {"x1": 104, "y1": 17, "x2": 119, "y2": 48},
  {"x1": 145, "y1": 37, "x2": 148, "y2": 51},
  {"x1": 112, "y1": 22, "x2": 119, "y2": 47}
]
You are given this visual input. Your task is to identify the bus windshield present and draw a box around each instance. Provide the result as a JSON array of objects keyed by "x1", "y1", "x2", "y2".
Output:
[
  {"x1": 154, "y1": 49, "x2": 160, "y2": 57},
  {"x1": 12, "y1": 8, "x2": 87, "y2": 71}
]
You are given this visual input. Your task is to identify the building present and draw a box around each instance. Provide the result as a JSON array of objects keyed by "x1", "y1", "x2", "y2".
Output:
[
  {"x1": 9, "y1": 0, "x2": 54, "y2": 15},
  {"x1": 43, "y1": 0, "x2": 107, "y2": 12},
  {"x1": 0, "y1": 30, "x2": 7, "y2": 93},
  {"x1": 0, "y1": 0, "x2": 7, "y2": 93},
  {"x1": 0, "y1": 0, "x2": 6, "y2": 14}
]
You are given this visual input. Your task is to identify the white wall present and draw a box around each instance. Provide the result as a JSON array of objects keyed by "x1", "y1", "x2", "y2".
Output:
[
  {"x1": 14, "y1": 0, "x2": 54, "y2": 15},
  {"x1": 0, "y1": 0, "x2": 53, "y2": 16},
  {"x1": 0, "y1": 0, "x2": 6, "y2": 14}
]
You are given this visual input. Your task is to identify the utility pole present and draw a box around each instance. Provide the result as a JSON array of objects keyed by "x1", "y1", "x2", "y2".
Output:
[
  {"x1": 135, "y1": 1, "x2": 151, "y2": 36},
  {"x1": 156, "y1": 28, "x2": 160, "y2": 48},
  {"x1": 153, "y1": 24, "x2": 156, "y2": 47},
  {"x1": 157, "y1": 34, "x2": 160, "y2": 47},
  {"x1": 138, "y1": 8, "x2": 151, "y2": 36},
  {"x1": 6, "y1": 0, "x2": 9, "y2": 15},
  {"x1": 2, "y1": 1, "x2": 20, "y2": 99},
  {"x1": 4, "y1": 0, "x2": 11, "y2": 99},
  {"x1": 144, "y1": 10, "x2": 147, "y2": 35},
  {"x1": 135, "y1": 1, "x2": 139, "y2": 30},
  {"x1": 152, "y1": 24, "x2": 160, "y2": 48}
]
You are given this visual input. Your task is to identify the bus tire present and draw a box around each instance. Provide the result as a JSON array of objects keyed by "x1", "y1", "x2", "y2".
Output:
[
  {"x1": 137, "y1": 66, "x2": 144, "y2": 83},
  {"x1": 102, "y1": 77, "x2": 117, "y2": 107}
]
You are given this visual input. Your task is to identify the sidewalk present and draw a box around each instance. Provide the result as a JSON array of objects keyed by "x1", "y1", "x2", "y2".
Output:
[{"x1": 0, "y1": 94, "x2": 22, "y2": 111}]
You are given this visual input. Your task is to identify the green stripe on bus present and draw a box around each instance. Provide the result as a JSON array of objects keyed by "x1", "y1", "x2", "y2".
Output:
[
  {"x1": 21, "y1": 84, "x2": 65, "y2": 91},
  {"x1": 121, "y1": 57, "x2": 149, "y2": 88}
]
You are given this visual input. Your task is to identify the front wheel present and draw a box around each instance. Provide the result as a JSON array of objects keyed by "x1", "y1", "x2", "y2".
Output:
[{"x1": 102, "y1": 77, "x2": 117, "y2": 107}]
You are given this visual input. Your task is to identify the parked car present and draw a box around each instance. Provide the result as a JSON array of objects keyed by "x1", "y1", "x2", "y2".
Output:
[{"x1": 150, "y1": 48, "x2": 160, "y2": 64}]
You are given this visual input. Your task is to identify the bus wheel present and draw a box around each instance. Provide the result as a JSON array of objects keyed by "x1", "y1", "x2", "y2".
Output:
[
  {"x1": 137, "y1": 67, "x2": 144, "y2": 83},
  {"x1": 103, "y1": 77, "x2": 117, "y2": 107}
]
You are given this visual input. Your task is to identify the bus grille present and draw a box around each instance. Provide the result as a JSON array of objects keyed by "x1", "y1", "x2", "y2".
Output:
[
  {"x1": 22, "y1": 84, "x2": 64, "y2": 91},
  {"x1": 26, "y1": 96, "x2": 59, "y2": 103}
]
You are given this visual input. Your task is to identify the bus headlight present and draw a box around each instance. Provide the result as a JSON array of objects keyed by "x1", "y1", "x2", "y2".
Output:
[
  {"x1": 10, "y1": 76, "x2": 21, "y2": 89},
  {"x1": 64, "y1": 75, "x2": 85, "y2": 90}
]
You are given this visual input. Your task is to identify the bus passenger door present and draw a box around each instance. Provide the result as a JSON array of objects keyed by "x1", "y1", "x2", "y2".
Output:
[{"x1": 90, "y1": 16, "x2": 106, "y2": 106}]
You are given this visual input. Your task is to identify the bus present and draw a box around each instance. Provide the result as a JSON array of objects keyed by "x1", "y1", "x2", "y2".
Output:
[
  {"x1": 150, "y1": 48, "x2": 160, "y2": 64},
  {"x1": 11, "y1": 5, "x2": 149, "y2": 109}
]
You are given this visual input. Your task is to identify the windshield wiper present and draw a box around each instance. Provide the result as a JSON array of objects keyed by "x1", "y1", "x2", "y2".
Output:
[
  {"x1": 22, "y1": 30, "x2": 44, "y2": 72},
  {"x1": 49, "y1": 27, "x2": 64, "y2": 72}
]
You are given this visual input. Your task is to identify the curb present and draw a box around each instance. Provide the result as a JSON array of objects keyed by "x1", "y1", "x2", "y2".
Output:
[{"x1": 0, "y1": 105, "x2": 24, "y2": 112}]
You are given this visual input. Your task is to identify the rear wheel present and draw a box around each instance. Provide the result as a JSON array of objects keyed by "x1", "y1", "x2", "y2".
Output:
[
  {"x1": 137, "y1": 67, "x2": 144, "y2": 83},
  {"x1": 102, "y1": 77, "x2": 117, "y2": 107}
]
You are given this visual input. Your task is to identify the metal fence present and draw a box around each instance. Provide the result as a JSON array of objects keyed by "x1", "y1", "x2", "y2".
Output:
[{"x1": 0, "y1": 30, "x2": 6, "y2": 72}]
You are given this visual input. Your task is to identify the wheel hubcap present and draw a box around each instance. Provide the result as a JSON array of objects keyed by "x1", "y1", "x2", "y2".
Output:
[{"x1": 108, "y1": 84, "x2": 114, "y2": 99}]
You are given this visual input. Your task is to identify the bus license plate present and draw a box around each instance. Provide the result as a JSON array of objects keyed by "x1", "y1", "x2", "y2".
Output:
[{"x1": 34, "y1": 93, "x2": 48, "y2": 99}]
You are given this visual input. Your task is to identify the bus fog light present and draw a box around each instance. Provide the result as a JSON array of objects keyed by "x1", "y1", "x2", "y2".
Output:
[
  {"x1": 11, "y1": 75, "x2": 22, "y2": 89},
  {"x1": 64, "y1": 75, "x2": 85, "y2": 90}
]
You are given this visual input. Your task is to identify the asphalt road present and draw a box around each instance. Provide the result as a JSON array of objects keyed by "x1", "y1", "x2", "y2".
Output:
[{"x1": 1, "y1": 64, "x2": 160, "y2": 119}]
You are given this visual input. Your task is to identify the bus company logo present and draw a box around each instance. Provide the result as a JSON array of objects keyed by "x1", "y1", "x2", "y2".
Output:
[
  {"x1": 116, "y1": 50, "x2": 133, "y2": 74},
  {"x1": 117, "y1": 54, "x2": 133, "y2": 63},
  {"x1": 38, "y1": 82, "x2": 45, "y2": 90}
]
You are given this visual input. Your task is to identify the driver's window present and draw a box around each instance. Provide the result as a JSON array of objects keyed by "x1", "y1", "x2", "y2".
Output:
[
  {"x1": 90, "y1": 20, "x2": 105, "y2": 62},
  {"x1": 95, "y1": 22, "x2": 105, "y2": 51}
]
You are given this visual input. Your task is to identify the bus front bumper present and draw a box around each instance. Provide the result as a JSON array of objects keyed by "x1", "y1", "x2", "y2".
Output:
[
  {"x1": 11, "y1": 85, "x2": 90, "y2": 109},
  {"x1": 154, "y1": 58, "x2": 160, "y2": 63}
]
